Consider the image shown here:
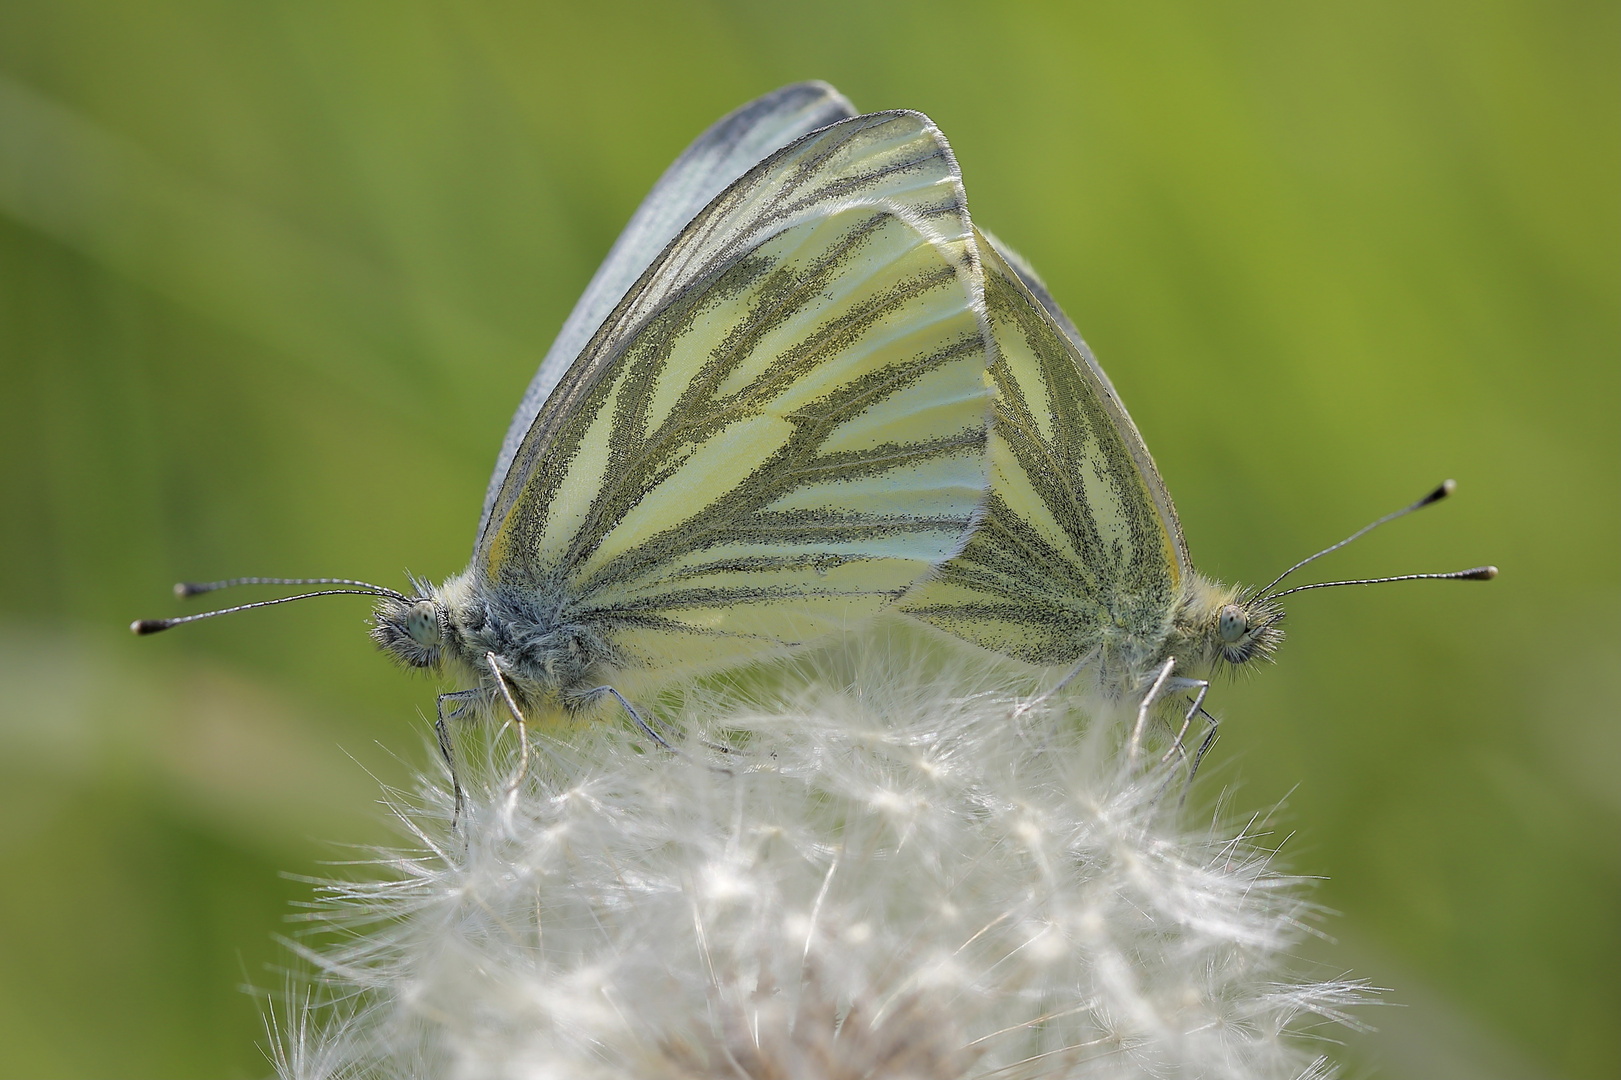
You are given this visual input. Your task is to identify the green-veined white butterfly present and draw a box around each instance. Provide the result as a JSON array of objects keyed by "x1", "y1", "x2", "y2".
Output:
[
  {"x1": 898, "y1": 231, "x2": 1495, "y2": 768},
  {"x1": 135, "y1": 84, "x2": 997, "y2": 784}
]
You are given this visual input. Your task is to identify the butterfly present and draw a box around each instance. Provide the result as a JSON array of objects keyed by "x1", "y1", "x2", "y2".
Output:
[
  {"x1": 898, "y1": 231, "x2": 1495, "y2": 768},
  {"x1": 135, "y1": 83, "x2": 998, "y2": 785}
]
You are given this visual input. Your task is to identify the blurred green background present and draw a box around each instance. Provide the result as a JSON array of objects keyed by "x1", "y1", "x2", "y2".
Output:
[{"x1": 0, "y1": 1, "x2": 1614, "y2": 1076}]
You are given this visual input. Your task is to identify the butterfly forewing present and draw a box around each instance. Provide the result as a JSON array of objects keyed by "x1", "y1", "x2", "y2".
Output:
[
  {"x1": 479, "y1": 82, "x2": 858, "y2": 541},
  {"x1": 899, "y1": 236, "x2": 1183, "y2": 666},
  {"x1": 478, "y1": 112, "x2": 992, "y2": 681}
]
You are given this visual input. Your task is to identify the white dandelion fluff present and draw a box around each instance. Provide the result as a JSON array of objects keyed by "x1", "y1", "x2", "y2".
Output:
[{"x1": 276, "y1": 632, "x2": 1366, "y2": 1079}]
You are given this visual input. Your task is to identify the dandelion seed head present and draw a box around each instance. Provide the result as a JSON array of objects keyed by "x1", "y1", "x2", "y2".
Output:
[{"x1": 277, "y1": 634, "x2": 1365, "y2": 1079}]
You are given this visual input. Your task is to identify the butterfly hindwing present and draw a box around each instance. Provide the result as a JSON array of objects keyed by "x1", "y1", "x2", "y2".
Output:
[
  {"x1": 478, "y1": 112, "x2": 992, "y2": 681},
  {"x1": 899, "y1": 234, "x2": 1184, "y2": 666},
  {"x1": 985, "y1": 232, "x2": 1189, "y2": 573}
]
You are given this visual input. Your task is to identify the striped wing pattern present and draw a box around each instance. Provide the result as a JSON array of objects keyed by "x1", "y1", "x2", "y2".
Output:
[
  {"x1": 478, "y1": 82, "x2": 858, "y2": 540},
  {"x1": 984, "y1": 232, "x2": 1189, "y2": 570},
  {"x1": 899, "y1": 236, "x2": 1183, "y2": 667},
  {"x1": 478, "y1": 112, "x2": 992, "y2": 678}
]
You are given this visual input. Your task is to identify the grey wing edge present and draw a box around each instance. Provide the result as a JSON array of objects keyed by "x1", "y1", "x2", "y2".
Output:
[
  {"x1": 979, "y1": 228, "x2": 1193, "y2": 578},
  {"x1": 476, "y1": 81, "x2": 859, "y2": 546}
]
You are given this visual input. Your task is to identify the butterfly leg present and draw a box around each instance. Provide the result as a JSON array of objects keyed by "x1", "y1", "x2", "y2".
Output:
[
  {"x1": 1015, "y1": 647, "x2": 1102, "y2": 717},
  {"x1": 1189, "y1": 705, "x2": 1220, "y2": 783},
  {"x1": 435, "y1": 688, "x2": 484, "y2": 824},
  {"x1": 485, "y1": 652, "x2": 531, "y2": 792},
  {"x1": 1160, "y1": 678, "x2": 1210, "y2": 768},
  {"x1": 1159, "y1": 705, "x2": 1225, "y2": 807},
  {"x1": 1128, "y1": 658, "x2": 1178, "y2": 765},
  {"x1": 585, "y1": 686, "x2": 677, "y2": 752}
]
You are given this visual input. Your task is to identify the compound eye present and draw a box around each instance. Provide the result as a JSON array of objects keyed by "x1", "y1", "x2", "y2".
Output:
[
  {"x1": 404, "y1": 601, "x2": 442, "y2": 646},
  {"x1": 1217, "y1": 604, "x2": 1247, "y2": 644}
]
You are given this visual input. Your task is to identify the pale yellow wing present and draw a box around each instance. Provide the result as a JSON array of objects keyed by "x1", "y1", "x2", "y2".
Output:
[
  {"x1": 899, "y1": 232, "x2": 1184, "y2": 666},
  {"x1": 478, "y1": 112, "x2": 993, "y2": 682}
]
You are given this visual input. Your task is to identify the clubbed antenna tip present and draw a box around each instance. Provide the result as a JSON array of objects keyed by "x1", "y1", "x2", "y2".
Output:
[{"x1": 1419, "y1": 478, "x2": 1457, "y2": 507}]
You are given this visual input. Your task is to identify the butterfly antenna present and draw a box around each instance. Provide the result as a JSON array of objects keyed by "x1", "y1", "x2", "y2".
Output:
[
  {"x1": 1256, "y1": 479, "x2": 1458, "y2": 601},
  {"x1": 1265, "y1": 566, "x2": 1497, "y2": 600},
  {"x1": 172, "y1": 576, "x2": 410, "y2": 602},
  {"x1": 132, "y1": 582, "x2": 408, "y2": 635}
]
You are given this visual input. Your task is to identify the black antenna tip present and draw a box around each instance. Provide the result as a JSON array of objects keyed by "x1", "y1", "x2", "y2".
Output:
[
  {"x1": 131, "y1": 618, "x2": 172, "y2": 635},
  {"x1": 1420, "y1": 479, "x2": 1457, "y2": 507},
  {"x1": 174, "y1": 582, "x2": 206, "y2": 597},
  {"x1": 1464, "y1": 565, "x2": 1498, "y2": 580}
]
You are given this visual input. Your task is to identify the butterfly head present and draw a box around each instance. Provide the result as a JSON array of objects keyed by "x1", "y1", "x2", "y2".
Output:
[
  {"x1": 1173, "y1": 577, "x2": 1284, "y2": 675},
  {"x1": 1212, "y1": 593, "x2": 1285, "y2": 668},
  {"x1": 372, "y1": 584, "x2": 450, "y2": 670}
]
